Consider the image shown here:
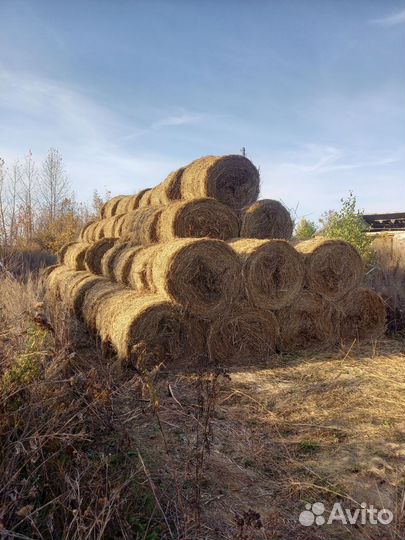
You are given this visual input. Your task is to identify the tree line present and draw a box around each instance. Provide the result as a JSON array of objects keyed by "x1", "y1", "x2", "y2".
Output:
[{"x1": 0, "y1": 149, "x2": 109, "y2": 252}]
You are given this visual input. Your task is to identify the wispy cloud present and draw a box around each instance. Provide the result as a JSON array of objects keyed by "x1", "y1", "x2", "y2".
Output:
[
  {"x1": 370, "y1": 9, "x2": 405, "y2": 26},
  {"x1": 152, "y1": 112, "x2": 203, "y2": 128}
]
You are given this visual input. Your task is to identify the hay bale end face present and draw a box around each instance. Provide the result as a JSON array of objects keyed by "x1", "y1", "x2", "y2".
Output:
[
  {"x1": 277, "y1": 291, "x2": 339, "y2": 352},
  {"x1": 296, "y1": 238, "x2": 364, "y2": 300},
  {"x1": 100, "y1": 195, "x2": 126, "y2": 218},
  {"x1": 230, "y1": 239, "x2": 304, "y2": 310},
  {"x1": 158, "y1": 198, "x2": 240, "y2": 242},
  {"x1": 101, "y1": 242, "x2": 130, "y2": 280},
  {"x1": 240, "y1": 199, "x2": 294, "y2": 240},
  {"x1": 208, "y1": 309, "x2": 279, "y2": 364},
  {"x1": 112, "y1": 245, "x2": 143, "y2": 285},
  {"x1": 84, "y1": 238, "x2": 118, "y2": 275},
  {"x1": 180, "y1": 155, "x2": 260, "y2": 209},
  {"x1": 338, "y1": 288, "x2": 386, "y2": 341},
  {"x1": 150, "y1": 238, "x2": 242, "y2": 319},
  {"x1": 121, "y1": 207, "x2": 163, "y2": 244}
]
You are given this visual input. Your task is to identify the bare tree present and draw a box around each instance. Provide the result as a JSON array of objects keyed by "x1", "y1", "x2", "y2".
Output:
[
  {"x1": 18, "y1": 150, "x2": 37, "y2": 243},
  {"x1": 39, "y1": 148, "x2": 70, "y2": 222},
  {"x1": 0, "y1": 157, "x2": 7, "y2": 246}
]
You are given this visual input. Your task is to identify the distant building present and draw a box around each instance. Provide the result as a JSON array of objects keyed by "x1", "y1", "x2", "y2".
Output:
[{"x1": 363, "y1": 212, "x2": 405, "y2": 231}]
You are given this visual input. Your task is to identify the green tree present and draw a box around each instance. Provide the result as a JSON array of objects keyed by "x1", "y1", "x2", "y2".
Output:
[
  {"x1": 295, "y1": 218, "x2": 317, "y2": 241},
  {"x1": 319, "y1": 192, "x2": 373, "y2": 262}
]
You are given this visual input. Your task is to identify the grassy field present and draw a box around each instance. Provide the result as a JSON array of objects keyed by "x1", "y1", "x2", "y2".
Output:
[{"x1": 0, "y1": 272, "x2": 404, "y2": 539}]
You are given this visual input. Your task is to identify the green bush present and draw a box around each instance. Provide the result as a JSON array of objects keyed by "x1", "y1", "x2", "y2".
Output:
[
  {"x1": 319, "y1": 192, "x2": 374, "y2": 263},
  {"x1": 295, "y1": 218, "x2": 317, "y2": 241}
]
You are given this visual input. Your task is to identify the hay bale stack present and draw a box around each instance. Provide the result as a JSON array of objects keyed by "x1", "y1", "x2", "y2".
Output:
[
  {"x1": 128, "y1": 238, "x2": 242, "y2": 319},
  {"x1": 84, "y1": 238, "x2": 118, "y2": 275},
  {"x1": 277, "y1": 291, "x2": 339, "y2": 351},
  {"x1": 149, "y1": 168, "x2": 185, "y2": 205},
  {"x1": 338, "y1": 288, "x2": 386, "y2": 341},
  {"x1": 240, "y1": 199, "x2": 293, "y2": 240},
  {"x1": 59, "y1": 242, "x2": 89, "y2": 271},
  {"x1": 95, "y1": 288, "x2": 206, "y2": 366},
  {"x1": 101, "y1": 242, "x2": 131, "y2": 280},
  {"x1": 125, "y1": 189, "x2": 151, "y2": 212},
  {"x1": 296, "y1": 238, "x2": 364, "y2": 300},
  {"x1": 78, "y1": 220, "x2": 96, "y2": 242},
  {"x1": 208, "y1": 309, "x2": 279, "y2": 364},
  {"x1": 230, "y1": 239, "x2": 304, "y2": 309},
  {"x1": 180, "y1": 155, "x2": 260, "y2": 209},
  {"x1": 138, "y1": 189, "x2": 153, "y2": 208},
  {"x1": 81, "y1": 279, "x2": 123, "y2": 330}
]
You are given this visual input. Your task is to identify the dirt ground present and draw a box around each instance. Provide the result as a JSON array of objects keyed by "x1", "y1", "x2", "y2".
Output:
[{"x1": 131, "y1": 338, "x2": 404, "y2": 540}]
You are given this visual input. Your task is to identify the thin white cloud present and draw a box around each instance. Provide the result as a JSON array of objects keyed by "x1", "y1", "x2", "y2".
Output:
[
  {"x1": 152, "y1": 112, "x2": 203, "y2": 128},
  {"x1": 370, "y1": 9, "x2": 405, "y2": 26}
]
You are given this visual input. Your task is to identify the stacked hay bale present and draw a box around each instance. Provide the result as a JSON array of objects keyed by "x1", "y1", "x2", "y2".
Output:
[{"x1": 46, "y1": 154, "x2": 385, "y2": 369}]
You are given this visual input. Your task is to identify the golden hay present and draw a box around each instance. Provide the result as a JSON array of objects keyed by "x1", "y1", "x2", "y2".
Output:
[
  {"x1": 45, "y1": 265, "x2": 70, "y2": 301},
  {"x1": 180, "y1": 155, "x2": 260, "y2": 209},
  {"x1": 101, "y1": 242, "x2": 131, "y2": 280},
  {"x1": 158, "y1": 198, "x2": 240, "y2": 242},
  {"x1": 338, "y1": 288, "x2": 386, "y2": 341},
  {"x1": 81, "y1": 279, "x2": 123, "y2": 330},
  {"x1": 95, "y1": 288, "x2": 206, "y2": 365},
  {"x1": 148, "y1": 167, "x2": 185, "y2": 205},
  {"x1": 127, "y1": 238, "x2": 242, "y2": 319},
  {"x1": 296, "y1": 238, "x2": 364, "y2": 300},
  {"x1": 230, "y1": 239, "x2": 304, "y2": 309},
  {"x1": 59, "y1": 242, "x2": 89, "y2": 271},
  {"x1": 115, "y1": 195, "x2": 133, "y2": 214},
  {"x1": 84, "y1": 238, "x2": 118, "y2": 275},
  {"x1": 128, "y1": 245, "x2": 160, "y2": 292},
  {"x1": 138, "y1": 189, "x2": 153, "y2": 208},
  {"x1": 81, "y1": 221, "x2": 100, "y2": 243},
  {"x1": 62, "y1": 271, "x2": 106, "y2": 316},
  {"x1": 100, "y1": 195, "x2": 126, "y2": 218},
  {"x1": 78, "y1": 220, "x2": 96, "y2": 242},
  {"x1": 97, "y1": 214, "x2": 127, "y2": 239},
  {"x1": 277, "y1": 291, "x2": 339, "y2": 352},
  {"x1": 125, "y1": 189, "x2": 151, "y2": 212},
  {"x1": 208, "y1": 309, "x2": 279, "y2": 364},
  {"x1": 121, "y1": 207, "x2": 164, "y2": 243},
  {"x1": 112, "y1": 245, "x2": 143, "y2": 285},
  {"x1": 240, "y1": 199, "x2": 294, "y2": 240}
]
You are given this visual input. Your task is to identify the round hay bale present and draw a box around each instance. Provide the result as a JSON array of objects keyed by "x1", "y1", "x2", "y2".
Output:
[
  {"x1": 230, "y1": 239, "x2": 304, "y2": 309},
  {"x1": 115, "y1": 195, "x2": 133, "y2": 215},
  {"x1": 208, "y1": 309, "x2": 279, "y2": 364},
  {"x1": 112, "y1": 245, "x2": 143, "y2": 285},
  {"x1": 296, "y1": 238, "x2": 364, "y2": 300},
  {"x1": 160, "y1": 167, "x2": 185, "y2": 202},
  {"x1": 101, "y1": 242, "x2": 130, "y2": 280},
  {"x1": 95, "y1": 289, "x2": 206, "y2": 365},
  {"x1": 100, "y1": 214, "x2": 127, "y2": 238},
  {"x1": 277, "y1": 291, "x2": 339, "y2": 352},
  {"x1": 121, "y1": 207, "x2": 164, "y2": 243},
  {"x1": 138, "y1": 189, "x2": 153, "y2": 208},
  {"x1": 45, "y1": 265, "x2": 68, "y2": 301},
  {"x1": 92, "y1": 220, "x2": 106, "y2": 241},
  {"x1": 180, "y1": 155, "x2": 260, "y2": 209},
  {"x1": 338, "y1": 288, "x2": 386, "y2": 341},
  {"x1": 100, "y1": 195, "x2": 126, "y2": 218},
  {"x1": 66, "y1": 272, "x2": 106, "y2": 316},
  {"x1": 125, "y1": 189, "x2": 151, "y2": 212},
  {"x1": 158, "y1": 198, "x2": 240, "y2": 242},
  {"x1": 84, "y1": 238, "x2": 118, "y2": 275},
  {"x1": 147, "y1": 238, "x2": 242, "y2": 319},
  {"x1": 60, "y1": 242, "x2": 89, "y2": 271},
  {"x1": 128, "y1": 245, "x2": 160, "y2": 292},
  {"x1": 81, "y1": 279, "x2": 123, "y2": 330},
  {"x1": 82, "y1": 221, "x2": 100, "y2": 243},
  {"x1": 78, "y1": 220, "x2": 96, "y2": 241},
  {"x1": 240, "y1": 199, "x2": 293, "y2": 240}
]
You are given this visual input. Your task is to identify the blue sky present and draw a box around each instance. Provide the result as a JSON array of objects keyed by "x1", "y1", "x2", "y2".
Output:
[{"x1": 0, "y1": 0, "x2": 404, "y2": 221}]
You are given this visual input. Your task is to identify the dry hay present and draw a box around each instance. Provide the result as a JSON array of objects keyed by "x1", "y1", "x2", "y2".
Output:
[
  {"x1": 45, "y1": 265, "x2": 70, "y2": 301},
  {"x1": 125, "y1": 189, "x2": 151, "y2": 212},
  {"x1": 81, "y1": 221, "x2": 100, "y2": 243},
  {"x1": 61, "y1": 270, "x2": 106, "y2": 316},
  {"x1": 208, "y1": 309, "x2": 279, "y2": 364},
  {"x1": 101, "y1": 242, "x2": 131, "y2": 280},
  {"x1": 180, "y1": 155, "x2": 260, "y2": 209},
  {"x1": 128, "y1": 244, "x2": 160, "y2": 292},
  {"x1": 338, "y1": 288, "x2": 386, "y2": 341},
  {"x1": 112, "y1": 245, "x2": 143, "y2": 285},
  {"x1": 95, "y1": 288, "x2": 206, "y2": 366},
  {"x1": 158, "y1": 198, "x2": 240, "y2": 242},
  {"x1": 127, "y1": 238, "x2": 242, "y2": 319},
  {"x1": 138, "y1": 189, "x2": 153, "y2": 208},
  {"x1": 277, "y1": 291, "x2": 339, "y2": 351},
  {"x1": 84, "y1": 238, "x2": 118, "y2": 275},
  {"x1": 78, "y1": 220, "x2": 96, "y2": 242},
  {"x1": 148, "y1": 167, "x2": 185, "y2": 205},
  {"x1": 99, "y1": 215, "x2": 125, "y2": 238},
  {"x1": 81, "y1": 278, "x2": 123, "y2": 330},
  {"x1": 230, "y1": 239, "x2": 304, "y2": 309},
  {"x1": 121, "y1": 207, "x2": 164, "y2": 243},
  {"x1": 115, "y1": 195, "x2": 133, "y2": 214},
  {"x1": 240, "y1": 199, "x2": 293, "y2": 240},
  {"x1": 296, "y1": 238, "x2": 364, "y2": 300},
  {"x1": 100, "y1": 195, "x2": 126, "y2": 218},
  {"x1": 59, "y1": 242, "x2": 89, "y2": 271}
]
